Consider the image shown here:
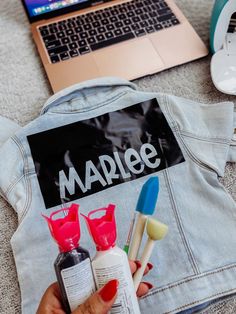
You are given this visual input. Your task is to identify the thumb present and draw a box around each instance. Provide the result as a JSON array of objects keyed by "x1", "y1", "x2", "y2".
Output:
[{"x1": 72, "y1": 279, "x2": 119, "y2": 314}]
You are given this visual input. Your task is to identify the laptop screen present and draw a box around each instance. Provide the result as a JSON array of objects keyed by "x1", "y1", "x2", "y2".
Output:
[
  {"x1": 25, "y1": 0, "x2": 88, "y2": 17},
  {"x1": 22, "y1": 0, "x2": 95, "y2": 22}
]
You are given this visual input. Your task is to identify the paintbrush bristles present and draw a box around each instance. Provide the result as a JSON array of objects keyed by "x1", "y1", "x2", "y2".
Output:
[
  {"x1": 136, "y1": 177, "x2": 159, "y2": 215},
  {"x1": 146, "y1": 218, "x2": 168, "y2": 241}
]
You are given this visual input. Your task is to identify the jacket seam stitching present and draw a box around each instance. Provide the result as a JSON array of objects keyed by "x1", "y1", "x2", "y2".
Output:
[
  {"x1": 162, "y1": 95, "x2": 234, "y2": 144},
  {"x1": 0, "y1": 137, "x2": 24, "y2": 196},
  {"x1": 5, "y1": 174, "x2": 26, "y2": 196},
  {"x1": 176, "y1": 129, "x2": 221, "y2": 175},
  {"x1": 41, "y1": 82, "x2": 137, "y2": 114},
  {"x1": 163, "y1": 169, "x2": 200, "y2": 275},
  {"x1": 11, "y1": 136, "x2": 32, "y2": 223},
  {"x1": 159, "y1": 95, "x2": 178, "y2": 129},
  {"x1": 180, "y1": 131, "x2": 231, "y2": 145},
  {"x1": 162, "y1": 95, "x2": 230, "y2": 173},
  {"x1": 46, "y1": 90, "x2": 131, "y2": 114},
  {"x1": 142, "y1": 262, "x2": 236, "y2": 299},
  {"x1": 161, "y1": 96, "x2": 216, "y2": 270},
  {"x1": 164, "y1": 288, "x2": 236, "y2": 314},
  {"x1": 161, "y1": 95, "x2": 220, "y2": 177},
  {"x1": 5, "y1": 171, "x2": 35, "y2": 196},
  {"x1": 160, "y1": 98, "x2": 206, "y2": 170}
]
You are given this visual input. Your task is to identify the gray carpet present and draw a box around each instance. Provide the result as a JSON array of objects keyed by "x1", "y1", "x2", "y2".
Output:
[{"x1": 0, "y1": 0, "x2": 236, "y2": 313}]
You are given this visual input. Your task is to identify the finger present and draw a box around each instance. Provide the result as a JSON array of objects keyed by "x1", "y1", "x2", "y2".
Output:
[
  {"x1": 50, "y1": 282, "x2": 63, "y2": 300},
  {"x1": 36, "y1": 282, "x2": 66, "y2": 314},
  {"x1": 145, "y1": 263, "x2": 153, "y2": 275},
  {"x1": 72, "y1": 279, "x2": 119, "y2": 314},
  {"x1": 136, "y1": 282, "x2": 153, "y2": 298},
  {"x1": 129, "y1": 260, "x2": 152, "y2": 276},
  {"x1": 129, "y1": 260, "x2": 139, "y2": 274}
]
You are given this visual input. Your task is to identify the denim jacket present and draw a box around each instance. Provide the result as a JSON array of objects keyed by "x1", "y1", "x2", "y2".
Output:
[{"x1": 0, "y1": 77, "x2": 235, "y2": 314}]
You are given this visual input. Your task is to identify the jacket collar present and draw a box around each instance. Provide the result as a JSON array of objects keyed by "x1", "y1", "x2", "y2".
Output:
[{"x1": 41, "y1": 77, "x2": 137, "y2": 115}]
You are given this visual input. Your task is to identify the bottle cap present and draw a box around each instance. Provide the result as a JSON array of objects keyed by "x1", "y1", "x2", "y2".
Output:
[
  {"x1": 42, "y1": 203, "x2": 80, "y2": 252},
  {"x1": 82, "y1": 204, "x2": 117, "y2": 251}
]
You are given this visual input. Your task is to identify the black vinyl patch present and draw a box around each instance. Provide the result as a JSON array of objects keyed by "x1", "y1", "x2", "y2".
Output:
[{"x1": 27, "y1": 99, "x2": 185, "y2": 209}]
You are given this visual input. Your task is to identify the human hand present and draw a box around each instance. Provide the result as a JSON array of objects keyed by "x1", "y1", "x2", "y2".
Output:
[{"x1": 36, "y1": 260, "x2": 153, "y2": 314}]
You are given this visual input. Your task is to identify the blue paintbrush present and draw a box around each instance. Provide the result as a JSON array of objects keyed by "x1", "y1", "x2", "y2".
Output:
[{"x1": 125, "y1": 176, "x2": 159, "y2": 259}]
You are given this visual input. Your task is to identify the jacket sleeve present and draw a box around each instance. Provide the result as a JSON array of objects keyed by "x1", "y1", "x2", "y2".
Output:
[
  {"x1": 0, "y1": 116, "x2": 21, "y2": 147},
  {"x1": 164, "y1": 95, "x2": 236, "y2": 177},
  {"x1": 0, "y1": 135, "x2": 27, "y2": 219}
]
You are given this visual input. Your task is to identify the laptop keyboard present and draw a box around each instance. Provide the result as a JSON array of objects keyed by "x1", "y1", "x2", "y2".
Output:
[{"x1": 38, "y1": 0, "x2": 180, "y2": 64}]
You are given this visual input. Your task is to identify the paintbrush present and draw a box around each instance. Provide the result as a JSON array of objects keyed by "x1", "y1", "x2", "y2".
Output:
[
  {"x1": 133, "y1": 218, "x2": 168, "y2": 291},
  {"x1": 127, "y1": 176, "x2": 159, "y2": 260},
  {"x1": 123, "y1": 211, "x2": 136, "y2": 254}
]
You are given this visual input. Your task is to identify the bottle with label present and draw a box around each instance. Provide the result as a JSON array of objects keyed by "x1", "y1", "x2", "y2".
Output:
[
  {"x1": 43, "y1": 203, "x2": 96, "y2": 314},
  {"x1": 82, "y1": 204, "x2": 141, "y2": 314}
]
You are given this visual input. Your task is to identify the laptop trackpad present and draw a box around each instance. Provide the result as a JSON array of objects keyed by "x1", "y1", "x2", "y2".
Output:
[{"x1": 93, "y1": 38, "x2": 164, "y2": 78}]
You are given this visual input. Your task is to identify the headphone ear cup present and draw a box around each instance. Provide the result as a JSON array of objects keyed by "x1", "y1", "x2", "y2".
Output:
[
  {"x1": 211, "y1": 34, "x2": 236, "y2": 95},
  {"x1": 210, "y1": 0, "x2": 236, "y2": 53}
]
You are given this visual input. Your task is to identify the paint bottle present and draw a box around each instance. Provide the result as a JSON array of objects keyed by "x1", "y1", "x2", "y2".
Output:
[
  {"x1": 82, "y1": 204, "x2": 141, "y2": 314},
  {"x1": 43, "y1": 203, "x2": 96, "y2": 314}
]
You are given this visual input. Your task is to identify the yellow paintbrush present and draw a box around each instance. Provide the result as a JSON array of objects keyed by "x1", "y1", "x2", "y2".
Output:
[{"x1": 133, "y1": 217, "x2": 168, "y2": 291}]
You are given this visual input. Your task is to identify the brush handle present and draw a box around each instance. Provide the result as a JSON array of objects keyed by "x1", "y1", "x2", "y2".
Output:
[
  {"x1": 128, "y1": 213, "x2": 147, "y2": 260},
  {"x1": 123, "y1": 212, "x2": 137, "y2": 254},
  {"x1": 133, "y1": 238, "x2": 154, "y2": 291}
]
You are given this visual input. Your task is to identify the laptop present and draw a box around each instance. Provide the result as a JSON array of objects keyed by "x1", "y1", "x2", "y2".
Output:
[{"x1": 22, "y1": 0, "x2": 208, "y2": 92}]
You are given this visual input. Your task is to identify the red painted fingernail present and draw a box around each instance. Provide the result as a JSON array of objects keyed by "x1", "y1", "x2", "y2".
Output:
[
  {"x1": 143, "y1": 282, "x2": 154, "y2": 289},
  {"x1": 99, "y1": 279, "x2": 119, "y2": 302},
  {"x1": 147, "y1": 263, "x2": 153, "y2": 270},
  {"x1": 135, "y1": 260, "x2": 142, "y2": 269}
]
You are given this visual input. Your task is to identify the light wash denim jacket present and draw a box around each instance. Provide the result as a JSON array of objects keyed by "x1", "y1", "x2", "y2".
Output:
[{"x1": 0, "y1": 77, "x2": 236, "y2": 314}]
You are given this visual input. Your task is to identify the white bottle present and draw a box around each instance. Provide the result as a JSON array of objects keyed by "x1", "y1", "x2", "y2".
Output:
[{"x1": 82, "y1": 204, "x2": 141, "y2": 314}]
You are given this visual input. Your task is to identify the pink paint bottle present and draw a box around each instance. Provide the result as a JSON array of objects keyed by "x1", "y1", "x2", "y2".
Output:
[
  {"x1": 82, "y1": 204, "x2": 141, "y2": 314},
  {"x1": 43, "y1": 204, "x2": 95, "y2": 314}
]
